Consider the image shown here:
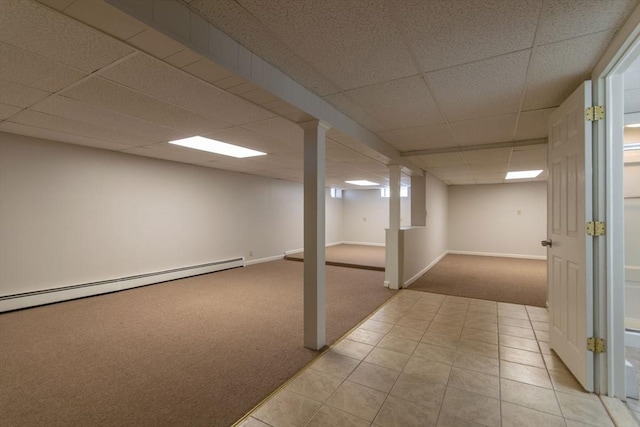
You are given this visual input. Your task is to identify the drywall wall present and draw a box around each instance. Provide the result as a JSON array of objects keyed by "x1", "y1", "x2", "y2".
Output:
[
  {"x1": 0, "y1": 132, "x2": 343, "y2": 297},
  {"x1": 448, "y1": 181, "x2": 547, "y2": 259},
  {"x1": 326, "y1": 190, "x2": 343, "y2": 245},
  {"x1": 342, "y1": 189, "x2": 411, "y2": 244},
  {"x1": 402, "y1": 172, "x2": 449, "y2": 285},
  {"x1": 624, "y1": 151, "x2": 640, "y2": 330},
  {"x1": 424, "y1": 172, "x2": 449, "y2": 265}
]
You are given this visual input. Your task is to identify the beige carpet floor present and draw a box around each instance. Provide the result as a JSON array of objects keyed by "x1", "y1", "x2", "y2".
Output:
[
  {"x1": 0, "y1": 260, "x2": 394, "y2": 427},
  {"x1": 408, "y1": 254, "x2": 547, "y2": 307},
  {"x1": 285, "y1": 244, "x2": 385, "y2": 271}
]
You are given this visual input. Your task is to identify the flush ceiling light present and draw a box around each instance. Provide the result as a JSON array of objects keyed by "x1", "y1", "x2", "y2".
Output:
[
  {"x1": 505, "y1": 170, "x2": 543, "y2": 180},
  {"x1": 169, "y1": 136, "x2": 266, "y2": 158},
  {"x1": 345, "y1": 180, "x2": 379, "y2": 186}
]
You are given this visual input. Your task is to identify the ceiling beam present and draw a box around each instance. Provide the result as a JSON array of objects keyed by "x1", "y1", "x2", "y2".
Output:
[
  {"x1": 402, "y1": 138, "x2": 547, "y2": 157},
  {"x1": 105, "y1": 0, "x2": 424, "y2": 176}
]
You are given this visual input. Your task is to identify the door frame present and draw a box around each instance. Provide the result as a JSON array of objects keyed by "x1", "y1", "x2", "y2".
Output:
[{"x1": 591, "y1": 5, "x2": 640, "y2": 397}]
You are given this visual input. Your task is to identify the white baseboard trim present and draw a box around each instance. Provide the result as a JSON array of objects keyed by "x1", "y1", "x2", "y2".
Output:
[
  {"x1": 245, "y1": 254, "x2": 285, "y2": 266},
  {"x1": 626, "y1": 330, "x2": 640, "y2": 348},
  {"x1": 404, "y1": 252, "x2": 448, "y2": 288},
  {"x1": 342, "y1": 241, "x2": 385, "y2": 247},
  {"x1": 285, "y1": 248, "x2": 303, "y2": 256},
  {"x1": 0, "y1": 257, "x2": 245, "y2": 313},
  {"x1": 285, "y1": 241, "x2": 383, "y2": 256},
  {"x1": 447, "y1": 250, "x2": 547, "y2": 261},
  {"x1": 326, "y1": 241, "x2": 343, "y2": 247}
]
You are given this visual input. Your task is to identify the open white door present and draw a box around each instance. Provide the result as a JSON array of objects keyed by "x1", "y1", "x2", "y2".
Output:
[{"x1": 546, "y1": 81, "x2": 594, "y2": 392}]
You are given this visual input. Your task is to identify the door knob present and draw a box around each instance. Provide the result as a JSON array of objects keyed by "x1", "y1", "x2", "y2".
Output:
[{"x1": 541, "y1": 240, "x2": 552, "y2": 248}]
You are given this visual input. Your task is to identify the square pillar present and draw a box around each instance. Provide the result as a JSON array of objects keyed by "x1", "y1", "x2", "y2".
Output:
[
  {"x1": 301, "y1": 120, "x2": 330, "y2": 350},
  {"x1": 385, "y1": 164, "x2": 402, "y2": 289}
]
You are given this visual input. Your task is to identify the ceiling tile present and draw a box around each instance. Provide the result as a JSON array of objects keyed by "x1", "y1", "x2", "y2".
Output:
[
  {"x1": 241, "y1": 117, "x2": 303, "y2": 149},
  {"x1": 0, "y1": 42, "x2": 86, "y2": 92},
  {"x1": 0, "y1": 121, "x2": 131, "y2": 151},
  {"x1": 122, "y1": 144, "x2": 220, "y2": 165},
  {"x1": 8, "y1": 110, "x2": 156, "y2": 146},
  {"x1": 450, "y1": 114, "x2": 518, "y2": 146},
  {"x1": 536, "y1": 0, "x2": 637, "y2": 45},
  {"x1": 508, "y1": 160, "x2": 547, "y2": 171},
  {"x1": 0, "y1": 79, "x2": 50, "y2": 108},
  {"x1": 462, "y1": 147, "x2": 512, "y2": 165},
  {"x1": 515, "y1": 108, "x2": 556, "y2": 140},
  {"x1": 410, "y1": 152, "x2": 466, "y2": 168},
  {"x1": 510, "y1": 144, "x2": 547, "y2": 163},
  {"x1": 36, "y1": 0, "x2": 74, "y2": 11},
  {"x1": 236, "y1": 0, "x2": 418, "y2": 90},
  {"x1": 62, "y1": 77, "x2": 231, "y2": 134},
  {"x1": 164, "y1": 49, "x2": 202, "y2": 68},
  {"x1": 32, "y1": 95, "x2": 188, "y2": 142},
  {"x1": 0, "y1": 103, "x2": 21, "y2": 120},
  {"x1": 426, "y1": 50, "x2": 530, "y2": 122},
  {"x1": 1, "y1": 0, "x2": 133, "y2": 72},
  {"x1": 469, "y1": 163, "x2": 508, "y2": 174},
  {"x1": 203, "y1": 127, "x2": 294, "y2": 154},
  {"x1": 523, "y1": 30, "x2": 616, "y2": 110},
  {"x1": 378, "y1": 123, "x2": 456, "y2": 152},
  {"x1": 341, "y1": 75, "x2": 444, "y2": 131},
  {"x1": 323, "y1": 92, "x2": 385, "y2": 132},
  {"x1": 393, "y1": 0, "x2": 541, "y2": 71},
  {"x1": 326, "y1": 141, "x2": 371, "y2": 163},
  {"x1": 182, "y1": 57, "x2": 235, "y2": 84},
  {"x1": 186, "y1": 0, "x2": 339, "y2": 96},
  {"x1": 100, "y1": 54, "x2": 275, "y2": 125},
  {"x1": 64, "y1": 0, "x2": 147, "y2": 41},
  {"x1": 426, "y1": 165, "x2": 474, "y2": 183},
  {"x1": 127, "y1": 28, "x2": 184, "y2": 59},
  {"x1": 473, "y1": 173, "x2": 506, "y2": 184}
]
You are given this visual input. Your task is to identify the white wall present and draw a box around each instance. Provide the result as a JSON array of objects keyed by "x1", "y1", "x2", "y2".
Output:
[
  {"x1": 325, "y1": 190, "x2": 343, "y2": 245},
  {"x1": 425, "y1": 172, "x2": 449, "y2": 264},
  {"x1": 402, "y1": 172, "x2": 449, "y2": 286},
  {"x1": 342, "y1": 189, "x2": 411, "y2": 245},
  {"x1": 0, "y1": 132, "x2": 343, "y2": 297},
  {"x1": 624, "y1": 150, "x2": 640, "y2": 330},
  {"x1": 447, "y1": 181, "x2": 547, "y2": 259}
]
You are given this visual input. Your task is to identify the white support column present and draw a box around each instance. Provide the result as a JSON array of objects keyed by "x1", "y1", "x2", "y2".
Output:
[
  {"x1": 411, "y1": 174, "x2": 426, "y2": 227},
  {"x1": 385, "y1": 164, "x2": 402, "y2": 289},
  {"x1": 301, "y1": 120, "x2": 329, "y2": 350}
]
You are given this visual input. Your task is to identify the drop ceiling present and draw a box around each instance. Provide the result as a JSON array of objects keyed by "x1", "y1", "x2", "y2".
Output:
[{"x1": 0, "y1": 0, "x2": 637, "y2": 187}]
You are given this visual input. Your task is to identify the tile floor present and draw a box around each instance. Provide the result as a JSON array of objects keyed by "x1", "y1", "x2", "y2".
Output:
[{"x1": 237, "y1": 290, "x2": 637, "y2": 427}]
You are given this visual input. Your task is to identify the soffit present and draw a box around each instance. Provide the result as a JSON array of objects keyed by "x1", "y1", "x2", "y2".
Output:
[{"x1": 0, "y1": 0, "x2": 395, "y2": 191}]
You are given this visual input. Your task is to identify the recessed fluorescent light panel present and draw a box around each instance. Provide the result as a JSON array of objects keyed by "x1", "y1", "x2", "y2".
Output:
[
  {"x1": 169, "y1": 136, "x2": 266, "y2": 158},
  {"x1": 624, "y1": 143, "x2": 640, "y2": 151},
  {"x1": 345, "y1": 180, "x2": 379, "y2": 186},
  {"x1": 626, "y1": 123, "x2": 640, "y2": 128},
  {"x1": 505, "y1": 170, "x2": 543, "y2": 180}
]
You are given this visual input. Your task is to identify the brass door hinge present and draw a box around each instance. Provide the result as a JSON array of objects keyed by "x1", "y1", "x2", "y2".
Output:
[
  {"x1": 587, "y1": 221, "x2": 605, "y2": 236},
  {"x1": 586, "y1": 105, "x2": 605, "y2": 121},
  {"x1": 587, "y1": 337, "x2": 606, "y2": 353}
]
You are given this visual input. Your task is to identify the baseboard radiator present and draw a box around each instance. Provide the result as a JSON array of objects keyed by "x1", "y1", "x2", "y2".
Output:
[{"x1": 0, "y1": 257, "x2": 245, "y2": 313}]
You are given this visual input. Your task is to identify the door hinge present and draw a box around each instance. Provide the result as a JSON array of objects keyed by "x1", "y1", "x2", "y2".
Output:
[
  {"x1": 587, "y1": 337, "x2": 606, "y2": 353},
  {"x1": 586, "y1": 221, "x2": 605, "y2": 236},
  {"x1": 586, "y1": 105, "x2": 605, "y2": 121}
]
